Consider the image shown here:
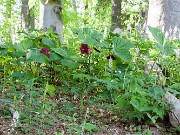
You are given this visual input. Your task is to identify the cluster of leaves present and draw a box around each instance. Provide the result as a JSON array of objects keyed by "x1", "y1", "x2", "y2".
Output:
[{"x1": 0, "y1": 26, "x2": 180, "y2": 134}]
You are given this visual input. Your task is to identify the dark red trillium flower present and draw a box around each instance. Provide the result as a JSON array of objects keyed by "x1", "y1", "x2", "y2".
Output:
[
  {"x1": 80, "y1": 44, "x2": 91, "y2": 54},
  {"x1": 40, "y1": 48, "x2": 50, "y2": 58},
  {"x1": 106, "y1": 55, "x2": 116, "y2": 60}
]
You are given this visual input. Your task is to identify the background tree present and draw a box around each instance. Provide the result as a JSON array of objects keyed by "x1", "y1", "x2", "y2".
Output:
[
  {"x1": 147, "y1": 0, "x2": 180, "y2": 38},
  {"x1": 21, "y1": 0, "x2": 35, "y2": 32},
  {"x1": 111, "y1": 0, "x2": 122, "y2": 30},
  {"x1": 40, "y1": 0, "x2": 63, "y2": 42}
]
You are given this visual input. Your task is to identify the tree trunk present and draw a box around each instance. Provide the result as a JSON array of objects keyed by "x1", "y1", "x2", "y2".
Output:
[
  {"x1": 72, "y1": 0, "x2": 77, "y2": 11},
  {"x1": 111, "y1": 0, "x2": 122, "y2": 30},
  {"x1": 147, "y1": 0, "x2": 180, "y2": 38},
  {"x1": 4, "y1": 0, "x2": 12, "y2": 43},
  {"x1": 21, "y1": 0, "x2": 35, "y2": 32},
  {"x1": 40, "y1": 0, "x2": 63, "y2": 42}
]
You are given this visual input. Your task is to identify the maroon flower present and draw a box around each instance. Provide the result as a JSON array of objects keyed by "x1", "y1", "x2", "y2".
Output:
[
  {"x1": 106, "y1": 55, "x2": 116, "y2": 60},
  {"x1": 80, "y1": 44, "x2": 91, "y2": 54},
  {"x1": 40, "y1": 48, "x2": 50, "y2": 58}
]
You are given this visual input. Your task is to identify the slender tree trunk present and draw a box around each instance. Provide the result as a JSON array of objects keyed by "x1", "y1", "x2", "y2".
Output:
[
  {"x1": 72, "y1": 0, "x2": 77, "y2": 11},
  {"x1": 21, "y1": 0, "x2": 35, "y2": 32},
  {"x1": 40, "y1": 0, "x2": 63, "y2": 42},
  {"x1": 147, "y1": 0, "x2": 180, "y2": 38},
  {"x1": 4, "y1": 0, "x2": 12, "y2": 43},
  {"x1": 84, "y1": 0, "x2": 88, "y2": 25},
  {"x1": 111, "y1": 0, "x2": 122, "y2": 30}
]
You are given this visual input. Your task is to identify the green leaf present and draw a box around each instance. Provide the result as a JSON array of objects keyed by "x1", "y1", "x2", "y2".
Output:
[
  {"x1": 112, "y1": 36, "x2": 134, "y2": 49},
  {"x1": 112, "y1": 36, "x2": 133, "y2": 62},
  {"x1": 96, "y1": 41, "x2": 110, "y2": 48},
  {"x1": 9, "y1": 51, "x2": 25, "y2": 57},
  {"x1": 113, "y1": 49, "x2": 132, "y2": 62},
  {"x1": 46, "y1": 84, "x2": 55, "y2": 97},
  {"x1": 14, "y1": 40, "x2": 32, "y2": 52},
  {"x1": 44, "y1": 119, "x2": 55, "y2": 125},
  {"x1": 146, "y1": 113, "x2": 159, "y2": 124},
  {"x1": 12, "y1": 72, "x2": 25, "y2": 78},
  {"x1": 82, "y1": 122, "x2": 97, "y2": 132},
  {"x1": 42, "y1": 37, "x2": 56, "y2": 48},
  {"x1": 83, "y1": 38, "x2": 96, "y2": 45},
  {"x1": 142, "y1": 129, "x2": 153, "y2": 135},
  {"x1": 116, "y1": 98, "x2": 131, "y2": 110},
  {"x1": 61, "y1": 59, "x2": 79, "y2": 69},
  {"x1": 130, "y1": 97, "x2": 151, "y2": 112},
  {"x1": 73, "y1": 73, "x2": 91, "y2": 81},
  {"x1": 51, "y1": 48, "x2": 68, "y2": 58},
  {"x1": 26, "y1": 48, "x2": 48, "y2": 63},
  {"x1": 49, "y1": 52, "x2": 61, "y2": 61},
  {"x1": 28, "y1": 0, "x2": 36, "y2": 10},
  {"x1": 148, "y1": 26, "x2": 165, "y2": 45}
]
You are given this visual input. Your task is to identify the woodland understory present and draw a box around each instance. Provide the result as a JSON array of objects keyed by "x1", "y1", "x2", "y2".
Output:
[{"x1": 0, "y1": 0, "x2": 180, "y2": 135}]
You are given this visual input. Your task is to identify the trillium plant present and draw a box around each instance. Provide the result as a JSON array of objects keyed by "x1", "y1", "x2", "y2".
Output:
[{"x1": 80, "y1": 43, "x2": 91, "y2": 74}]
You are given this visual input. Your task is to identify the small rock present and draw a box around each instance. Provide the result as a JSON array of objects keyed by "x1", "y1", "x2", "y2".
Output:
[
  {"x1": 164, "y1": 92, "x2": 180, "y2": 127},
  {"x1": 113, "y1": 28, "x2": 122, "y2": 34}
]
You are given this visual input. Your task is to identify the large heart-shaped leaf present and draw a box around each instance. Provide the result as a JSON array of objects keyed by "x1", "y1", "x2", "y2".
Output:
[
  {"x1": 14, "y1": 40, "x2": 32, "y2": 52},
  {"x1": 51, "y1": 48, "x2": 68, "y2": 58},
  {"x1": 113, "y1": 48, "x2": 132, "y2": 62},
  {"x1": 26, "y1": 48, "x2": 48, "y2": 63},
  {"x1": 148, "y1": 26, "x2": 165, "y2": 45},
  {"x1": 42, "y1": 37, "x2": 56, "y2": 48},
  {"x1": 112, "y1": 36, "x2": 134, "y2": 49},
  {"x1": 61, "y1": 59, "x2": 80, "y2": 69},
  {"x1": 111, "y1": 36, "x2": 134, "y2": 62}
]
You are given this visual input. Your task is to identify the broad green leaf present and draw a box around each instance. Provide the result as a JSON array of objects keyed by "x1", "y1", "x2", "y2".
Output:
[
  {"x1": 163, "y1": 41, "x2": 175, "y2": 56},
  {"x1": 51, "y1": 48, "x2": 68, "y2": 58},
  {"x1": 12, "y1": 72, "x2": 25, "y2": 78},
  {"x1": 61, "y1": 59, "x2": 80, "y2": 69},
  {"x1": 42, "y1": 37, "x2": 56, "y2": 48},
  {"x1": 112, "y1": 36, "x2": 134, "y2": 49},
  {"x1": 113, "y1": 49, "x2": 132, "y2": 62},
  {"x1": 96, "y1": 41, "x2": 109, "y2": 48},
  {"x1": 83, "y1": 38, "x2": 96, "y2": 45},
  {"x1": 46, "y1": 84, "x2": 55, "y2": 97},
  {"x1": 9, "y1": 51, "x2": 25, "y2": 57},
  {"x1": 111, "y1": 36, "x2": 133, "y2": 62},
  {"x1": 116, "y1": 98, "x2": 131, "y2": 110},
  {"x1": 150, "y1": 85, "x2": 166, "y2": 98},
  {"x1": 49, "y1": 52, "x2": 60, "y2": 61},
  {"x1": 26, "y1": 48, "x2": 48, "y2": 63},
  {"x1": 0, "y1": 49, "x2": 8, "y2": 56},
  {"x1": 130, "y1": 97, "x2": 151, "y2": 112},
  {"x1": 14, "y1": 40, "x2": 32, "y2": 52},
  {"x1": 44, "y1": 119, "x2": 55, "y2": 125},
  {"x1": 82, "y1": 122, "x2": 97, "y2": 132},
  {"x1": 148, "y1": 26, "x2": 165, "y2": 45},
  {"x1": 73, "y1": 73, "x2": 91, "y2": 81}
]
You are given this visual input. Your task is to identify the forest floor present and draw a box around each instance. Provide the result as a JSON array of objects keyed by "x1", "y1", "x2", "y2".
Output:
[
  {"x1": 0, "y1": 113, "x2": 177, "y2": 135},
  {"x1": 0, "y1": 93, "x2": 179, "y2": 135}
]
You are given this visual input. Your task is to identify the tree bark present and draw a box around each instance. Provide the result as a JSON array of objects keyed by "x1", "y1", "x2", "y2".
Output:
[
  {"x1": 21, "y1": 0, "x2": 35, "y2": 32},
  {"x1": 147, "y1": 0, "x2": 180, "y2": 38},
  {"x1": 72, "y1": 0, "x2": 77, "y2": 11},
  {"x1": 111, "y1": 0, "x2": 122, "y2": 30},
  {"x1": 40, "y1": 0, "x2": 63, "y2": 42}
]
